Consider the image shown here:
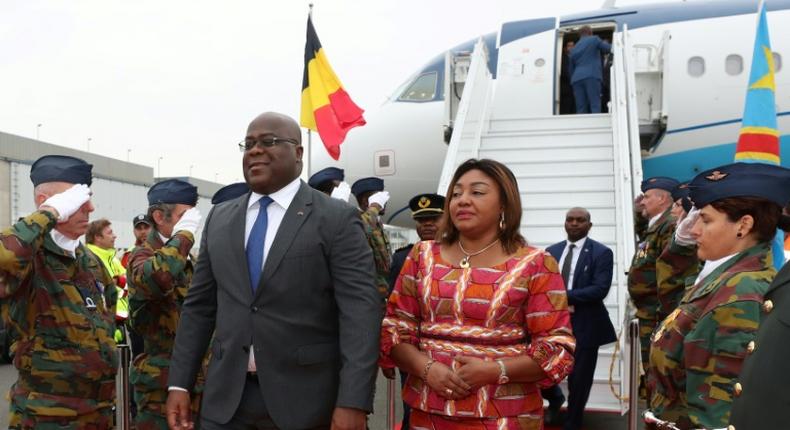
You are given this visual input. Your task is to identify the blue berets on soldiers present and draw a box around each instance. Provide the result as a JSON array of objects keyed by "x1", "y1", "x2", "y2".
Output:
[
  {"x1": 147, "y1": 179, "x2": 198, "y2": 206},
  {"x1": 212, "y1": 182, "x2": 249, "y2": 204},
  {"x1": 409, "y1": 193, "x2": 445, "y2": 219},
  {"x1": 308, "y1": 167, "x2": 344, "y2": 189},
  {"x1": 689, "y1": 162, "x2": 790, "y2": 208},
  {"x1": 672, "y1": 182, "x2": 693, "y2": 212},
  {"x1": 133, "y1": 213, "x2": 152, "y2": 227},
  {"x1": 351, "y1": 177, "x2": 384, "y2": 197},
  {"x1": 30, "y1": 155, "x2": 93, "y2": 186},
  {"x1": 641, "y1": 176, "x2": 680, "y2": 193}
]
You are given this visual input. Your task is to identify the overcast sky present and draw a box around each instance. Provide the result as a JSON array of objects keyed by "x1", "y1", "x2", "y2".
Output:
[{"x1": 1, "y1": 0, "x2": 606, "y2": 183}]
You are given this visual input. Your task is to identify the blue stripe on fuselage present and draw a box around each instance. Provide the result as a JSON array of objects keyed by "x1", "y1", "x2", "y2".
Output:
[{"x1": 643, "y1": 135, "x2": 790, "y2": 180}]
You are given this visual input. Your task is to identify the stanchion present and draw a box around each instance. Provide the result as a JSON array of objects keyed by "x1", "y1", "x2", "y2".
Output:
[
  {"x1": 118, "y1": 344, "x2": 132, "y2": 430},
  {"x1": 386, "y1": 378, "x2": 396, "y2": 430},
  {"x1": 627, "y1": 318, "x2": 640, "y2": 430}
]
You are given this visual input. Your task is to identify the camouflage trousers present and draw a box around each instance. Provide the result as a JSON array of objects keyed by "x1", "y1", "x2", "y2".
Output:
[
  {"x1": 132, "y1": 354, "x2": 201, "y2": 430},
  {"x1": 133, "y1": 396, "x2": 201, "y2": 430},
  {"x1": 635, "y1": 303, "x2": 659, "y2": 373},
  {"x1": 8, "y1": 384, "x2": 114, "y2": 429}
]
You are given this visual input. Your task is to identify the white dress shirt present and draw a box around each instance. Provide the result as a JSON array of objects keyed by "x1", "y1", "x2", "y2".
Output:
[
  {"x1": 50, "y1": 229, "x2": 79, "y2": 257},
  {"x1": 693, "y1": 252, "x2": 738, "y2": 286},
  {"x1": 648, "y1": 212, "x2": 663, "y2": 229},
  {"x1": 558, "y1": 237, "x2": 587, "y2": 290},
  {"x1": 244, "y1": 177, "x2": 301, "y2": 372}
]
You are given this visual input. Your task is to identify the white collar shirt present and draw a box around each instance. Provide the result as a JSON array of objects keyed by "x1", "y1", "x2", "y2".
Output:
[
  {"x1": 50, "y1": 229, "x2": 79, "y2": 257},
  {"x1": 693, "y1": 252, "x2": 738, "y2": 286},
  {"x1": 558, "y1": 236, "x2": 587, "y2": 290}
]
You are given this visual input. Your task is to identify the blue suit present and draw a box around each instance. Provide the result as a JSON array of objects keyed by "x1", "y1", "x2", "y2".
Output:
[
  {"x1": 569, "y1": 35, "x2": 611, "y2": 113},
  {"x1": 543, "y1": 237, "x2": 616, "y2": 430}
]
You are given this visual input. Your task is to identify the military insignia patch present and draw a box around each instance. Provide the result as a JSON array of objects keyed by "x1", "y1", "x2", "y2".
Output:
[
  {"x1": 418, "y1": 197, "x2": 431, "y2": 208},
  {"x1": 652, "y1": 307, "x2": 681, "y2": 342},
  {"x1": 706, "y1": 171, "x2": 728, "y2": 181}
]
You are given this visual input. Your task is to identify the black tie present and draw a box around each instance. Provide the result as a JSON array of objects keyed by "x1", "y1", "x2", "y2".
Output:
[{"x1": 561, "y1": 244, "x2": 575, "y2": 289}]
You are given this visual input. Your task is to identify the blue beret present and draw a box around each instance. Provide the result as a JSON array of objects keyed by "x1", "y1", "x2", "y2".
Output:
[
  {"x1": 409, "y1": 193, "x2": 445, "y2": 219},
  {"x1": 689, "y1": 162, "x2": 790, "y2": 208},
  {"x1": 351, "y1": 177, "x2": 384, "y2": 196},
  {"x1": 211, "y1": 182, "x2": 249, "y2": 205},
  {"x1": 308, "y1": 167, "x2": 344, "y2": 189},
  {"x1": 641, "y1": 176, "x2": 680, "y2": 193},
  {"x1": 148, "y1": 179, "x2": 198, "y2": 206},
  {"x1": 671, "y1": 183, "x2": 693, "y2": 213},
  {"x1": 30, "y1": 155, "x2": 93, "y2": 186}
]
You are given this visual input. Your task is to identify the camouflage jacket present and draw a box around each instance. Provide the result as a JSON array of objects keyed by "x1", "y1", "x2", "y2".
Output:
[
  {"x1": 359, "y1": 206, "x2": 391, "y2": 301},
  {"x1": 128, "y1": 229, "x2": 193, "y2": 359},
  {"x1": 647, "y1": 242, "x2": 775, "y2": 429},
  {"x1": 628, "y1": 208, "x2": 675, "y2": 312},
  {"x1": 656, "y1": 237, "x2": 701, "y2": 321},
  {"x1": 0, "y1": 211, "x2": 118, "y2": 408}
]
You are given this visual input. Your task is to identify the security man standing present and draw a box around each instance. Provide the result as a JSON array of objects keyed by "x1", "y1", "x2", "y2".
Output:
[
  {"x1": 0, "y1": 155, "x2": 118, "y2": 428},
  {"x1": 127, "y1": 179, "x2": 203, "y2": 429},
  {"x1": 385, "y1": 192, "x2": 444, "y2": 430},
  {"x1": 627, "y1": 176, "x2": 678, "y2": 391},
  {"x1": 351, "y1": 177, "x2": 392, "y2": 302}
]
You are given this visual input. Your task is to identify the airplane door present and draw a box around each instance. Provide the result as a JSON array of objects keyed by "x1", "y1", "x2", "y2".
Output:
[
  {"x1": 443, "y1": 50, "x2": 472, "y2": 143},
  {"x1": 632, "y1": 30, "x2": 670, "y2": 149},
  {"x1": 491, "y1": 17, "x2": 558, "y2": 118}
]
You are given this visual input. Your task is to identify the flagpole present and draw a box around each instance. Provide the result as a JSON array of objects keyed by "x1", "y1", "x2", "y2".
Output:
[{"x1": 307, "y1": 3, "x2": 314, "y2": 177}]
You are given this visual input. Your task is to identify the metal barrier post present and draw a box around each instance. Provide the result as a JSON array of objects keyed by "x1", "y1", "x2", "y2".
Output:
[
  {"x1": 118, "y1": 344, "x2": 132, "y2": 430},
  {"x1": 627, "y1": 319, "x2": 640, "y2": 430},
  {"x1": 386, "y1": 378, "x2": 396, "y2": 430}
]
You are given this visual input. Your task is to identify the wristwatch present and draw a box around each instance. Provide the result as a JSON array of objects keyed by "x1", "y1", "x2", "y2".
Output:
[{"x1": 496, "y1": 359, "x2": 509, "y2": 384}]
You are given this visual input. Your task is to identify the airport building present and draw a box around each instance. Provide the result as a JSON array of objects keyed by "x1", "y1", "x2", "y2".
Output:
[{"x1": 0, "y1": 131, "x2": 222, "y2": 250}]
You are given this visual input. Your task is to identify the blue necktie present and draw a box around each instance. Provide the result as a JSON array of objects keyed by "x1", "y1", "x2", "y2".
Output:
[{"x1": 246, "y1": 196, "x2": 273, "y2": 293}]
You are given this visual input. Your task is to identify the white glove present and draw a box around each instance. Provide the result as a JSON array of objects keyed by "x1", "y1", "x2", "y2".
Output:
[
  {"x1": 330, "y1": 181, "x2": 352, "y2": 202},
  {"x1": 368, "y1": 191, "x2": 390, "y2": 209},
  {"x1": 674, "y1": 207, "x2": 700, "y2": 246},
  {"x1": 173, "y1": 207, "x2": 202, "y2": 236},
  {"x1": 40, "y1": 184, "x2": 91, "y2": 222}
]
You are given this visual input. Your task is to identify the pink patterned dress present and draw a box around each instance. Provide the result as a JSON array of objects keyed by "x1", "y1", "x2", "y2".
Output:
[{"x1": 380, "y1": 241, "x2": 575, "y2": 430}]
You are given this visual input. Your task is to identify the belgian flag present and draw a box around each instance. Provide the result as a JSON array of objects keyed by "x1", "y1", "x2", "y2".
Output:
[{"x1": 300, "y1": 16, "x2": 366, "y2": 160}]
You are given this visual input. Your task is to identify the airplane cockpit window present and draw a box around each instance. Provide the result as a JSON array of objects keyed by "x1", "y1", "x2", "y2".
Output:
[
  {"x1": 398, "y1": 72, "x2": 438, "y2": 102},
  {"x1": 688, "y1": 56, "x2": 705, "y2": 77},
  {"x1": 774, "y1": 52, "x2": 782, "y2": 73},
  {"x1": 725, "y1": 54, "x2": 743, "y2": 76}
]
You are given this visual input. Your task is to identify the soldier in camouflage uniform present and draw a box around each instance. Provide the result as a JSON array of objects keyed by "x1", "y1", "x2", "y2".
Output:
[
  {"x1": 655, "y1": 183, "x2": 701, "y2": 321},
  {"x1": 647, "y1": 162, "x2": 790, "y2": 429},
  {"x1": 352, "y1": 177, "x2": 392, "y2": 302},
  {"x1": 127, "y1": 179, "x2": 203, "y2": 430},
  {"x1": 0, "y1": 155, "x2": 118, "y2": 429},
  {"x1": 627, "y1": 176, "x2": 678, "y2": 376}
]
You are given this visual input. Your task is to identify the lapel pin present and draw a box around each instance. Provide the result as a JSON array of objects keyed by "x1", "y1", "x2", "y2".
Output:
[{"x1": 297, "y1": 210, "x2": 304, "y2": 216}]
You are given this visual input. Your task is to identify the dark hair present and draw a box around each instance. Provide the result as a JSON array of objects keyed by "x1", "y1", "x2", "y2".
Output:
[
  {"x1": 86, "y1": 218, "x2": 111, "y2": 244},
  {"x1": 315, "y1": 180, "x2": 336, "y2": 196},
  {"x1": 439, "y1": 159, "x2": 525, "y2": 254},
  {"x1": 147, "y1": 203, "x2": 176, "y2": 225},
  {"x1": 580, "y1": 25, "x2": 593, "y2": 36},
  {"x1": 709, "y1": 197, "x2": 784, "y2": 242}
]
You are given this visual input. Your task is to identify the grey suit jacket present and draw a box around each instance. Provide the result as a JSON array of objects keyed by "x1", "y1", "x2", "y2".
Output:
[{"x1": 168, "y1": 181, "x2": 382, "y2": 429}]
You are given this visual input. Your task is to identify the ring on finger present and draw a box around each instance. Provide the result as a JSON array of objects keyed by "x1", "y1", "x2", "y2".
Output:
[{"x1": 445, "y1": 388, "x2": 453, "y2": 396}]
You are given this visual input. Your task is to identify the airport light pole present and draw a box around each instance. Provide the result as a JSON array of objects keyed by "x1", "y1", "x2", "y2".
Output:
[
  {"x1": 127, "y1": 149, "x2": 131, "y2": 162},
  {"x1": 87, "y1": 138, "x2": 92, "y2": 152},
  {"x1": 157, "y1": 157, "x2": 163, "y2": 178},
  {"x1": 36, "y1": 124, "x2": 42, "y2": 140},
  {"x1": 189, "y1": 164, "x2": 194, "y2": 177},
  {"x1": 214, "y1": 172, "x2": 219, "y2": 182}
]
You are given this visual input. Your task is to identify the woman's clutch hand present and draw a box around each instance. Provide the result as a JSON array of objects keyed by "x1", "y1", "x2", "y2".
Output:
[
  {"x1": 425, "y1": 361, "x2": 471, "y2": 400},
  {"x1": 455, "y1": 356, "x2": 500, "y2": 389}
]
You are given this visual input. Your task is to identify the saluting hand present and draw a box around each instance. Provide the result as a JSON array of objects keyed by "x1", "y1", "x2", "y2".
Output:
[{"x1": 39, "y1": 183, "x2": 91, "y2": 222}]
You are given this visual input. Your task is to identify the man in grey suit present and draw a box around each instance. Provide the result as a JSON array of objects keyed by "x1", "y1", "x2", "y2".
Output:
[{"x1": 165, "y1": 112, "x2": 382, "y2": 430}]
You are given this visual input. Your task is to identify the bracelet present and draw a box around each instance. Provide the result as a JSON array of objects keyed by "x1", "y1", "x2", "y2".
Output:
[{"x1": 421, "y1": 359, "x2": 436, "y2": 381}]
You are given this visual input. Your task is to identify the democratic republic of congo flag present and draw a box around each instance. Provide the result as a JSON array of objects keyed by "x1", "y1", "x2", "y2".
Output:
[
  {"x1": 735, "y1": 2, "x2": 784, "y2": 269},
  {"x1": 734, "y1": 2, "x2": 779, "y2": 164},
  {"x1": 300, "y1": 16, "x2": 366, "y2": 160}
]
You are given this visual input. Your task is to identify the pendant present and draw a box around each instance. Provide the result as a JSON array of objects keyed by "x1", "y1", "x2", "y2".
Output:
[{"x1": 460, "y1": 256, "x2": 470, "y2": 269}]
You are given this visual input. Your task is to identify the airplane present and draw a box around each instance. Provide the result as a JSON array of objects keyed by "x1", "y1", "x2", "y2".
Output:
[{"x1": 309, "y1": 0, "x2": 790, "y2": 228}]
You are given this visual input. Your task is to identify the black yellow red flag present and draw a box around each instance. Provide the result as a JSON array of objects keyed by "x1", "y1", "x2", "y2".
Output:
[{"x1": 300, "y1": 16, "x2": 365, "y2": 160}]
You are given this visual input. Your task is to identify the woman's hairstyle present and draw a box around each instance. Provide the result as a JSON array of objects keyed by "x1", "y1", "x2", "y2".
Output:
[
  {"x1": 709, "y1": 196, "x2": 789, "y2": 242},
  {"x1": 439, "y1": 159, "x2": 525, "y2": 253}
]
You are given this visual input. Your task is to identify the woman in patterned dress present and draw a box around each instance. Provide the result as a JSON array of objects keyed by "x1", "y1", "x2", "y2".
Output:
[
  {"x1": 647, "y1": 162, "x2": 790, "y2": 429},
  {"x1": 380, "y1": 159, "x2": 575, "y2": 429}
]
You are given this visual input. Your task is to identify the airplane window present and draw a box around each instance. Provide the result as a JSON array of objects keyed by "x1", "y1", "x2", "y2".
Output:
[
  {"x1": 688, "y1": 56, "x2": 705, "y2": 77},
  {"x1": 774, "y1": 52, "x2": 782, "y2": 73},
  {"x1": 398, "y1": 72, "x2": 438, "y2": 102},
  {"x1": 725, "y1": 54, "x2": 743, "y2": 76}
]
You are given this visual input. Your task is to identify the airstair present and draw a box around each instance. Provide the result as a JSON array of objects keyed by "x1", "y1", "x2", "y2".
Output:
[{"x1": 438, "y1": 29, "x2": 643, "y2": 413}]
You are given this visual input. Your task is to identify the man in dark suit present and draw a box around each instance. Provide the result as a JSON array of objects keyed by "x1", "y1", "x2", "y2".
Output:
[
  {"x1": 569, "y1": 26, "x2": 611, "y2": 114},
  {"x1": 542, "y1": 207, "x2": 616, "y2": 430},
  {"x1": 165, "y1": 112, "x2": 382, "y2": 430},
  {"x1": 730, "y1": 261, "x2": 790, "y2": 429}
]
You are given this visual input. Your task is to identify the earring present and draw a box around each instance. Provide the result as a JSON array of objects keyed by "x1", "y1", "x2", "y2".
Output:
[
  {"x1": 736, "y1": 232, "x2": 743, "y2": 238},
  {"x1": 499, "y1": 213, "x2": 506, "y2": 231}
]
